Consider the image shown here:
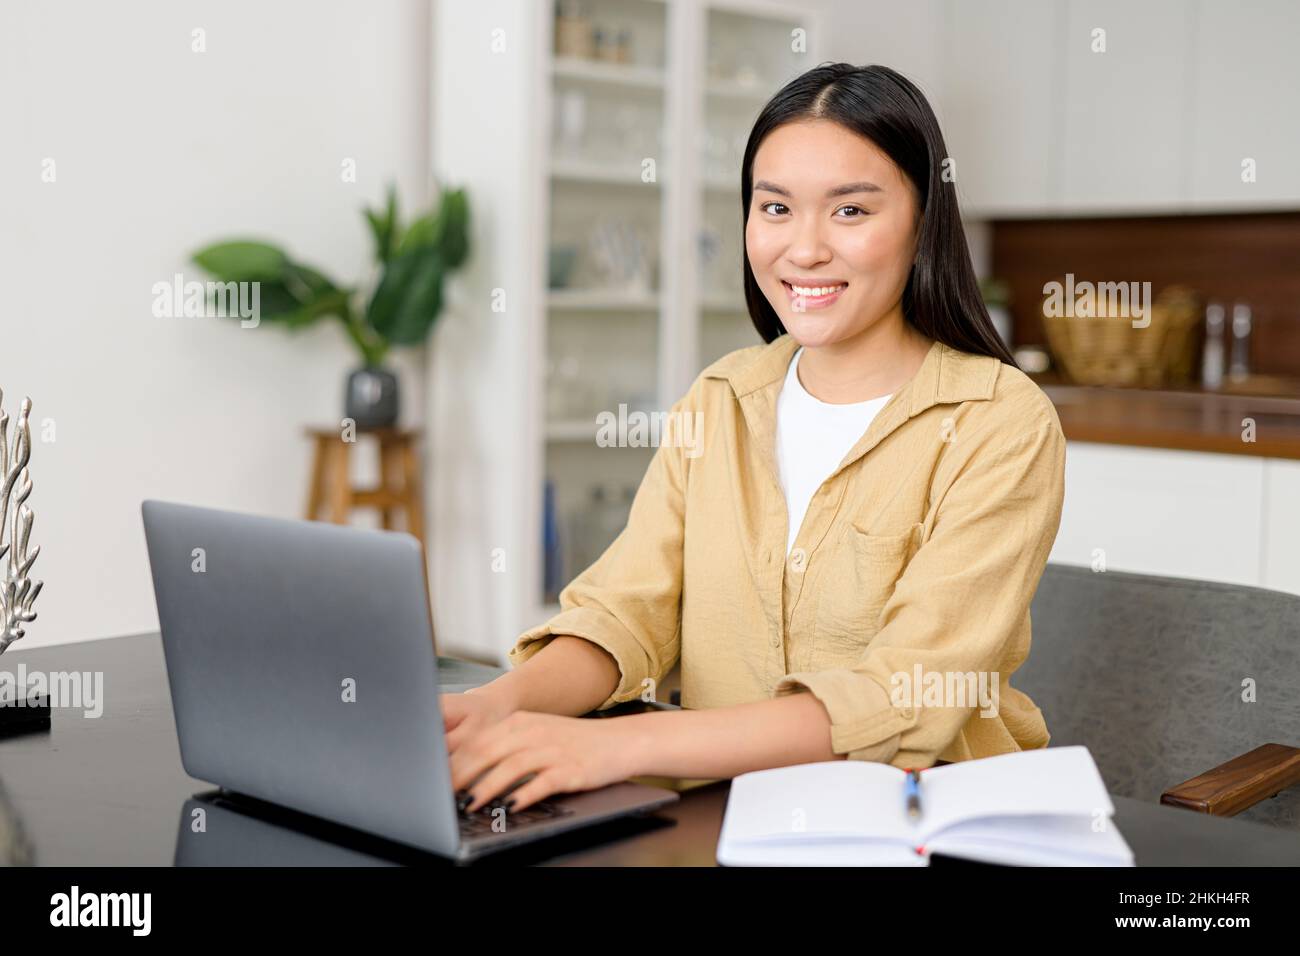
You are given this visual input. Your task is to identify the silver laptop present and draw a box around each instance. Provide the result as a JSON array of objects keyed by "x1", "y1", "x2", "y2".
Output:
[{"x1": 142, "y1": 500, "x2": 678, "y2": 862}]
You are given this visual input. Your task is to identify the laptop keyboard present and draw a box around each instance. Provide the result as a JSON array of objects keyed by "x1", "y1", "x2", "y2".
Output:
[{"x1": 457, "y1": 796, "x2": 575, "y2": 838}]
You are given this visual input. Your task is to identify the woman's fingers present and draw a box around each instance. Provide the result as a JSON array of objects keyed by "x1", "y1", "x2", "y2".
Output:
[
  {"x1": 442, "y1": 691, "x2": 512, "y2": 755},
  {"x1": 444, "y1": 718, "x2": 475, "y2": 755},
  {"x1": 449, "y1": 712, "x2": 533, "y2": 793},
  {"x1": 462, "y1": 749, "x2": 559, "y2": 814},
  {"x1": 440, "y1": 693, "x2": 469, "y2": 733},
  {"x1": 493, "y1": 767, "x2": 575, "y2": 815}
]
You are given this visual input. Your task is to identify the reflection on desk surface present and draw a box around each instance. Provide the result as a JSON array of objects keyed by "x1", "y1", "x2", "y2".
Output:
[
  {"x1": 173, "y1": 790, "x2": 679, "y2": 867},
  {"x1": 176, "y1": 795, "x2": 399, "y2": 867}
]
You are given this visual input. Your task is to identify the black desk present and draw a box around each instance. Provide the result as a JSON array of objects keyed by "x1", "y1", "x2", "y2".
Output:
[{"x1": 2, "y1": 632, "x2": 1299, "y2": 866}]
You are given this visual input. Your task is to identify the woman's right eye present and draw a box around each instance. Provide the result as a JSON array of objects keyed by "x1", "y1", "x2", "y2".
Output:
[{"x1": 759, "y1": 201, "x2": 789, "y2": 216}]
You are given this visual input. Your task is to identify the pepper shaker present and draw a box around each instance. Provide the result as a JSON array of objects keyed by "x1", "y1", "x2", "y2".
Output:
[{"x1": 1227, "y1": 302, "x2": 1252, "y2": 382}]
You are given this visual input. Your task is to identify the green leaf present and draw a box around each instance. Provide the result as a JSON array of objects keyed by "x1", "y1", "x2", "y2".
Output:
[
  {"x1": 229, "y1": 280, "x2": 300, "y2": 323},
  {"x1": 205, "y1": 267, "x2": 350, "y2": 330},
  {"x1": 366, "y1": 246, "x2": 445, "y2": 346},
  {"x1": 363, "y1": 184, "x2": 399, "y2": 263},
  {"x1": 192, "y1": 241, "x2": 290, "y2": 282},
  {"x1": 277, "y1": 265, "x2": 350, "y2": 328},
  {"x1": 398, "y1": 210, "x2": 436, "y2": 254},
  {"x1": 397, "y1": 187, "x2": 470, "y2": 268},
  {"x1": 283, "y1": 261, "x2": 339, "y2": 302},
  {"x1": 431, "y1": 188, "x2": 470, "y2": 269},
  {"x1": 292, "y1": 287, "x2": 352, "y2": 327}
]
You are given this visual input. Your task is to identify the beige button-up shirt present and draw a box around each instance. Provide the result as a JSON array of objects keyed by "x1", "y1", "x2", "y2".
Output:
[{"x1": 509, "y1": 334, "x2": 1065, "y2": 769}]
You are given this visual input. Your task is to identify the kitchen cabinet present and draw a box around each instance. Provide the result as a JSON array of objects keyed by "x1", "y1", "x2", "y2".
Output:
[
  {"x1": 1188, "y1": 0, "x2": 1300, "y2": 209},
  {"x1": 1052, "y1": 441, "x2": 1300, "y2": 596},
  {"x1": 1262, "y1": 459, "x2": 1300, "y2": 594},
  {"x1": 1060, "y1": 0, "x2": 1194, "y2": 212},
  {"x1": 937, "y1": 0, "x2": 1066, "y2": 216},
  {"x1": 909, "y1": 0, "x2": 1300, "y2": 217}
]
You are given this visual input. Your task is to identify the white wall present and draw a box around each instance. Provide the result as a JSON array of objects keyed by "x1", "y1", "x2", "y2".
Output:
[
  {"x1": 426, "y1": 0, "x2": 545, "y2": 661},
  {"x1": 0, "y1": 0, "x2": 432, "y2": 649}
]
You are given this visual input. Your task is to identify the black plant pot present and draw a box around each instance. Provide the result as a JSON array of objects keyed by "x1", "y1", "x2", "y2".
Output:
[{"x1": 345, "y1": 366, "x2": 400, "y2": 430}]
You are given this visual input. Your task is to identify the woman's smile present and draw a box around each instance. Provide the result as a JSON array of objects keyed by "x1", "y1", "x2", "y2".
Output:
[{"x1": 781, "y1": 279, "x2": 849, "y2": 310}]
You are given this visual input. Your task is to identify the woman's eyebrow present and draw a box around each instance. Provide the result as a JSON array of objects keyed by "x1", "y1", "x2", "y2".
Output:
[{"x1": 753, "y1": 180, "x2": 884, "y2": 198}]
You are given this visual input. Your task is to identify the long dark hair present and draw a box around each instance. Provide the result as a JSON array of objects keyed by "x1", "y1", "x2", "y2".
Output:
[{"x1": 740, "y1": 63, "x2": 1017, "y2": 367}]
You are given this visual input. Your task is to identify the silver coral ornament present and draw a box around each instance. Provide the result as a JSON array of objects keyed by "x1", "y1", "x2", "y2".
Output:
[{"x1": 0, "y1": 390, "x2": 42, "y2": 655}]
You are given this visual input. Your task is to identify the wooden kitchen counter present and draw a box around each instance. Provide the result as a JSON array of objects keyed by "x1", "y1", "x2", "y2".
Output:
[{"x1": 1039, "y1": 383, "x2": 1300, "y2": 459}]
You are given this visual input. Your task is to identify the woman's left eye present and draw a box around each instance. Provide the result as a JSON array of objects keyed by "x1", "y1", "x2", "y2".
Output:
[{"x1": 835, "y1": 205, "x2": 868, "y2": 219}]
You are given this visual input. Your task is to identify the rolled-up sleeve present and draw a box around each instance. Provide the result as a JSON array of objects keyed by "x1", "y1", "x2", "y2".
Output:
[
  {"x1": 507, "y1": 383, "x2": 699, "y2": 710},
  {"x1": 774, "y1": 408, "x2": 1066, "y2": 765}
]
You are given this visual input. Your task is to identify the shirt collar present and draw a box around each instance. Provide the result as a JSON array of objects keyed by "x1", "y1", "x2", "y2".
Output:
[{"x1": 703, "y1": 333, "x2": 1001, "y2": 417}]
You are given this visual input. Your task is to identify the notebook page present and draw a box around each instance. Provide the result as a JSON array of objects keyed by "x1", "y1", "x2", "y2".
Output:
[
  {"x1": 918, "y1": 746, "x2": 1115, "y2": 840},
  {"x1": 720, "y1": 761, "x2": 907, "y2": 843},
  {"x1": 925, "y1": 813, "x2": 1135, "y2": 866}
]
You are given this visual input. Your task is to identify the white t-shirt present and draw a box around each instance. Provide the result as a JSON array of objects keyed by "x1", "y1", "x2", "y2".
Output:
[{"x1": 775, "y1": 347, "x2": 893, "y2": 556}]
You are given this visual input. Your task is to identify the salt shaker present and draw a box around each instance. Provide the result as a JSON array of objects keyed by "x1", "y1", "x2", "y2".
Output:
[{"x1": 1202, "y1": 302, "x2": 1225, "y2": 390}]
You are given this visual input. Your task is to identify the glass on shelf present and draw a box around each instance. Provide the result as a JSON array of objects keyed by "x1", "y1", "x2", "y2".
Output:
[
  {"x1": 586, "y1": 217, "x2": 653, "y2": 295},
  {"x1": 547, "y1": 353, "x2": 603, "y2": 422},
  {"x1": 552, "y1": 89, "x2": 588, "y2": 161},
  {"x1": 611, "y1": 102, "x2": 659, "y2": 162},
  {"x1": 705, "y1": 8, "x2": 804, "y2": 96},
  {"x1": 579, "y1": 100, "x2": 661, "y2": 168}
]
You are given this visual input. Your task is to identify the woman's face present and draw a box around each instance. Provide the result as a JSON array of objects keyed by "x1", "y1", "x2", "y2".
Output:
[{"x1": 744, "y1": 119, "x2": 922, "y2": 349}]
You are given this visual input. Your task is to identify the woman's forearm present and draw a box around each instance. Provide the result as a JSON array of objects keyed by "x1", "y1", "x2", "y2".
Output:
[
  {"x1": 470, "y1": 635, "x2": 620, "y2": 718},
  {"x1": 622, "y1": 691, "x2": 846, "y2": 779}
]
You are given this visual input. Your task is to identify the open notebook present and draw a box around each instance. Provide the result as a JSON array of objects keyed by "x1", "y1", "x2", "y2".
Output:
[{"x1": 717, "y1": 746, "x2": 1134, "y2": 866}]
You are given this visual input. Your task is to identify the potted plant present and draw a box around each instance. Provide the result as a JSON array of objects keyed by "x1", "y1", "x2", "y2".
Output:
[
  {"x1": 979, "y1": 275, "x2": 1013, "y2": 349},
  {"x1": 191, "y1": 182, "x2": 470, "y2": 429}
]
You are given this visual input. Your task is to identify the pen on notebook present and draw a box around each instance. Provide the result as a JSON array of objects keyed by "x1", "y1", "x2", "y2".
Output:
[{"x1": 904, "y1": 768, "x2": 922, "y2": 821}]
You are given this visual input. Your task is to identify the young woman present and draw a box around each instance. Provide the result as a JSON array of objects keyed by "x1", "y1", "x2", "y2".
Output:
[{"x1": 442, "y1": 64, "x2": 1065, "y2": 815}]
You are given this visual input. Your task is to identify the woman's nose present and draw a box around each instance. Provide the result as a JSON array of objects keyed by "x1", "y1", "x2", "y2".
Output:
[{"x1": 785, "y1": 216, "x2": 832, "y2": 266}]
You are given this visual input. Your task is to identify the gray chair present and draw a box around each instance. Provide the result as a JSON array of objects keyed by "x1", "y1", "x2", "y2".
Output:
[{"x1": 1019, "y1": 563, "x2": 1300, "y2": 829}]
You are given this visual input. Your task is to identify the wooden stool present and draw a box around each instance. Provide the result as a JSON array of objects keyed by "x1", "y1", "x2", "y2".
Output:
[{"x1": 304, "y1": 426, "x2": 437, "y2": 650}]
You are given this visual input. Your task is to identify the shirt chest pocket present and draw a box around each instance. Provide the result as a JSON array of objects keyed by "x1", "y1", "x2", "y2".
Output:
[{"x1": 811, "y1": 521, "x2": 923, "y2": 657}]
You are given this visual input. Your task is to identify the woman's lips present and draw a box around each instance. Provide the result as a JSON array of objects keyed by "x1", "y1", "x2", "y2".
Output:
[{"x1": 782, "y1": 280, "x2": 847, "y2": 310}]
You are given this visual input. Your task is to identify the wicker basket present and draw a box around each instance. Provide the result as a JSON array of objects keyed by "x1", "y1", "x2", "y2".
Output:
[{"x1": 1042, "y1": 283, "x2": 1201, "y2": 387}]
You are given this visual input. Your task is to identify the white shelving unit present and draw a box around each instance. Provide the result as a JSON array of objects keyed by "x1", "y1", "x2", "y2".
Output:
[{"x1": 429, "y1": 0, "x2": 818, "y2": 660}]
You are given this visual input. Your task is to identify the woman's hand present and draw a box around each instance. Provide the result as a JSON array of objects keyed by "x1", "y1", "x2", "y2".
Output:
[
  {"x1": 441, "y1": 687, "x2": 515, "y2": 757},
  {"x1": 449, "y1": 711, "x2": 645, "y2": 814}
]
